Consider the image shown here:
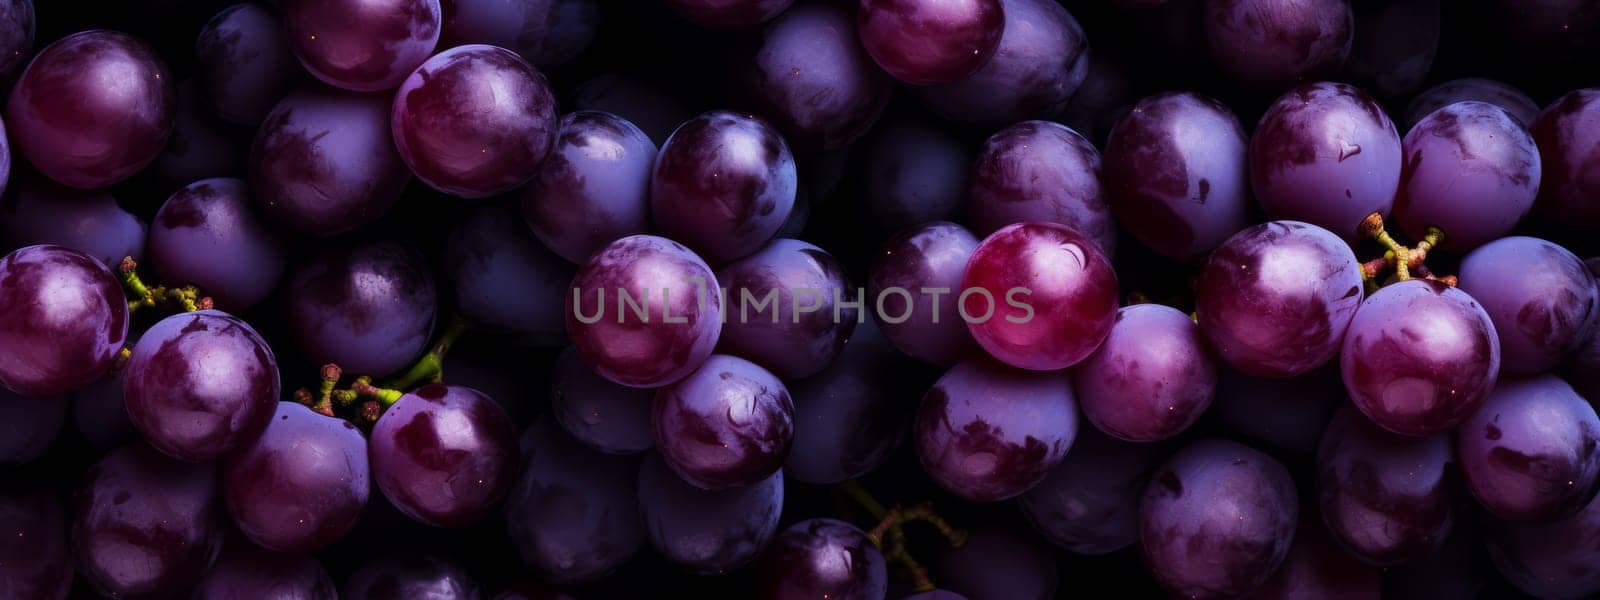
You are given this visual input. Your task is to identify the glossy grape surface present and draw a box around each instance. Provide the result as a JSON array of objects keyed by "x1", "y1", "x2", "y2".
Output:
[
  {"x1": 1458, "y1": 236, "x2": 1599, "y2": 374},
  {"x1": 653, "y1": 354, "x2": 793, "y2": 490},
  {"x1": 967, "y1": 121, "x2": 1115, "y2": 256},
  {"x1": 549, "y1": 346, "x2": 654, "y2": 455},
  {"x1": 1316, "y1": 406, "x2": 1455, "y2": 565},
  {"x1": 651, "y1": 111, "x2": 796, "y2": 263},
  {"x1": 370, "y1": 384, "x2": 518, "y2": 527},
  {"x1": 522, "y1": 111, "x2": 656, "y2": 264},
  {"x1": 195, "y1": 3, "x2": 298, "y2": 126},
  {"x1": 1459, "y1": 375, "x2": 1600, "y2": 522},
  {"x1": 915, "y1": 0, "x2": 1089, "y2": 129},
  {"x1": 147, "y1": 178, "x2": 286, "y2": 311},
  {"x1": 192, "y1": 540, "x2": 338, "y2": 600},
  {"x1": 861, "y1": 119, "x2": 970, "y2": 231},
  {"x1": 444, "y1": 203, "x2": 571, "y2": 346},
  {"x1": 741, "y1": 2, "x2": 891, "y2": 151},
  {"x1": 1204, "y1": 0, "x2": 1352, "y2": 90},
  {"x1": 124, "y1": 310, "x2": 279, "y2": 462},
  {"x1": 717, "y1": 239, "x2": 855, "y2": 380},
  {"x1": 962, "y1": 222, "x2": 1118, "y2": 372},
  {"x1": 0, "y1": 245, "x2": 129, "y2": 398},
  {"x1": 0, "y1": 486, "x2": 70, "y2": 600},
  {"x1": 71, "y1": 444, "x2": 223, "y2": 598},
  {"x1": 223, "y1": 402, "x2": 370, "y2": 552},
  {"x1": 757, "y1": 518, "x2": 886, "y2": 600},
  {"x1": 1403, "y1": 78, "x2": 1541, "y2": 131},
  {"x1": 1017, "y1": 427, "x2": 1168, "y2": 555},
  {"x1": 1395, "y1": 102, "x2": 1542, "y2": 250},
  {"x1": 637, "y1": 454, "x2": 783, "y2": 575},
  {"x1": 1531, "y1": 89, "x2": 1600, "y2": 228},
  {"x1": 281, "y1": 0, "x2": 441, "y2": 92},
  {"x1": 857, "y1": 0, "x2": 1003, "y2": 85},
  {"x1": 867, "y1": 221, "x2": 979, "y2": 366},
  {"x1": 439, "y1": 0, "x2": 599, "y2": 68},
  {"x1": 505, "y1": 421, "x2": 643, "y2": 583},
  {"x1": 0, "y1": 174, "x2": 145, "y2": 267},
  {"x1": 284, "y1": 241, "x2": 437, "y2": 378},
  {"x1": 1075, "y1": 304, "x2": 1217, "y2": 442}
]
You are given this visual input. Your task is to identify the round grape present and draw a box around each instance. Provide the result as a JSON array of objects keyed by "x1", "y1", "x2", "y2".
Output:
[
  {"x1": 0, "y1": 174, "x2": 144, "y2": 267},
  {"x1": 1017, "y1": 427, "x2": 1170, "y2": 555},
  {"x1": 1075, "y1": 304, "x2": 1217, "y2": 442},
  {"x1": 195, "y1": 3, "x2": 298, "y2": 126},
  {"x1": 71, "y1": 444, "x2": 223, "y2": 598},
  {"x1": 963, "y1": 222, "x2": 1117, "y2": 371},
  {"x1": 223, "y1": 402, "x2": 370, "y2": 552},
  {"x1": 741, "y1": 2, "x2": 891, "y2": 151},
  {"x1": 284, "y1": 240, "x2": 437, "y2": 378},
  {"x1": 757, "y1": 519, "x2": 886, "y2": 600},
  {"x1": 444, "y1": 203, "x2": 572, "y2": 346},
  {"x1": 717, "y1": 239, "x2": 855, "y2": 380},
  {"x1": 0, "y1": 245, "x2": 129, "y2": 398},
  {"x1": 967, "y1": 121, "x2": 1115, "y2": 257},
  {"x1": 549, "y1": 346, "x2": 654, "y2": 455},
  {"x1": 857, "y1": 0, "x2": 1004, "y2": 85},
  {"x1": 1487, "y1": 492, "x2": 1600, "y2": 600},
  {"x1": 522, "y1": 111, "x2": 656, "y2": 265},
  {"x1": 1316, "y1": 406, "x2": 1455, "y2": 565},
  {"x1": 1458, "y1": 236, "x2": 1599, "y2": 375},
  {"x1": 1403, "y1": 78, "x2": 1540, "y2": 132},
  {"x1": 1395, "y1": 102, "x2": 1542, "y2": 250},
  {"x1": 653, "y1": 355, "x2": 793, "y2": 491},
  {"x1": 867, "y1": 221, "x2": 979, "y2": 367},
  {"x1": 637, "y1": 454, "x2": 783, "y2": 575},
  {"x1": 505, "y1": 421, "x2": 643, "y2": 583},
  {"x1": 914, "y1": 0, "x2": 1089, "y2": 129},
  {"x1": 370, "y1": 384, "x2": 518, "y2": 528},
  {"x1": 281, "y1": 0, "x2": 441, "y2": 92},
  {"x1": 147, "y1": 178, "x2": 287, "y2": 311},
  {"x1": 1211, "y1": 364, "x2": 1344, "y2": 457},
  {"x1": 1459, "y1": 375, "x2": 1600, "y2": 522},
  {"x1": 650, "y1": 111, "x2": 796, "y2": 263},
  {"x1": 1530, "y1": 89, "x2": 1600, "y2": 229}
]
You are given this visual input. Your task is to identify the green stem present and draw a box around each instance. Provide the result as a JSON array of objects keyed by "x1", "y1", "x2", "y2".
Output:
[
  {"x1": 838, "y1": 480, "x2": 889, "y2": 521},
  {"x1": 380, "y1": 316, "x2": 468, "y2": 390}
]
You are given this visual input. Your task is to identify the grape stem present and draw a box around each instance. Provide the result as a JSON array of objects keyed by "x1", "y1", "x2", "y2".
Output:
[
  {"x1": 293, "y1": 317, "x2": 470, "y2": 424},
  {"x1": 379, "y1": 315, "x2": 469, "y2": 391},
  {"x1": 1357, "y1": 216, "x2": 1455, "y2": 287},
  {"x1": 838, "y1": 481, "x2": 966, "y2": 594},
  {"x1": 117, "y1": 257, "x2": 214, "y2": 313}
]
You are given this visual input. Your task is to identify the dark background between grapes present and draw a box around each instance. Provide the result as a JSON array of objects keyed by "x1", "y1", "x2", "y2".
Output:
[{"x1": 11, "y1": 0, "x2": 1599, "y2": 597}]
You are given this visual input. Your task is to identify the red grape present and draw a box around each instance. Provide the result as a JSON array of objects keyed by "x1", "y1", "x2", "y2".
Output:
[
  {"x1": 147, "y1": 178, "x2": 287, "y2": 311},
  {"x1": 370, "y1": 384, "x2": 518, "y2": 528},
  {"x1": 0, "y1": 173, "x2": 145, "y2": 267},
  {"x1": 867, "y1": 221, "x2": 979, "y2": 367},
  {"x1": 0, "y1": 245, "x2": 129, "y2": 398},
  {"x1": 1017, "y1": 427, "x2": 1170, "y2": 555},
  {"x1": 0, "y1": 486, "x2": 70, "y2": 600},
  {"x1": 71, "y1": 444, "x2": 223, "y2": 598},
  {"x1": 1458, "y1": 236, "x2": 1599, "y2": 375},
  {"x1": 914, "y1": 0, "x2": 1089, "y2": 129},
  {"x1": 856, "y1": 0, "x2": 1004, "y2": 85},
  {"x1": 505, "y1": 421, "x2": 643, "y2": 583},
  {"x1": 1316, "y1": 406, "x2": 1455, "y2": 565},
  {"x1": 192, "y1": 539, "x2": 337, "y2": 600},
  {"x1": 1395, "y1": 102, "x2": 1542, "y2": 250},
  {"x1": 717, "y1": 238, "x2": 855, "y2": 379},
  {"x1": 636, "y1": 454, "x2": 783, "y2": 574},
  {"x1": 1530, "y1": 88, "x2": 1600, "y2": 229},
  {"x1": 741, "y1": 2, "x2": 891, "y2": 151},
  {"x1": 650, "y1": 111, "x2": 796, "y2": 263},
  {"x1": 861, "y1": 118, "x2": 971, "y2": 232},
  {"x1": 756, "y1": 519, "x2": 886, "y2": 600},
  {"x1": 1075, "y1": 304, "x2": 1218, "y2": 442},
  {"x1": 1204, "y1": 0, "x2": 1352, "y2": 90},
  {"x1": 343, "y1": 554, "x2": 481, "y2": 599},
  {"x1": 1459, "y1": 375, "x2": 1600, "y2": 522},
  {"x1": 962, "y1": 222, "x2": 1118, "y2": 371},
  {"x1": 439, "y1": 0, "x2": 599, "y2": 68},
  {"x1": 1402, "y1": 78, "x2": 1541, "y2": 133},
  {"x1": 195, "y1": 3, "x2": 298, "y2": 126},
  {"x1": 281, "y1": 0, "x2": 441, "y2": 92},
  {"x1": 1487, "y1": 492, "x2": 1600, "y2": 599},
  {"x1": 444, "y1": 203, "x2": 572, "y2": 346},
  {"x1": 653, "y1": 354, "x2": 793, "y2": 490},
  {"x1": 284, "y1": 240, "x2": 437, "y2": 378},
  {"x1": 223, "y1": 402, "x2": 370, "y2": 552},
  {"x1": 663, "y1": 0, "x2": 795, "y2": 29},
  {"x1": 549, "y1": 346, "x2": 654, "y2": 455},
  {"x1": 522, "y1": 111, "x2": 656, "y2": 264},
  {"x1": 967, "y1": 121, "x2": 1116, "y2": 257}
]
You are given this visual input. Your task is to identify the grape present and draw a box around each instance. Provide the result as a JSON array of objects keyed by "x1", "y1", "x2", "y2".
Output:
[
  {"x1": 1211, "y1": 364, "x2": 1343, "y2": 457},
  {"x1": 861, "y1": 119, "x2": 971, "y2": 232},
  {"x1": 224, "y1": 402, "x2": 370, "y2": 552},
  {"x1": 0, "y1": 0, "x2": 30, "y2": 86},
  {"x1": 1458, "y1": 236, "x2": 1599, "y2": 374},
  {"x1": 1138, "y1": 439, "x2": 1298, "y2": 599},
  {"x1": 370, "y1": 384, "x2": 518, "y2": 528},
  {"x1": 650, "y1": 111, "x2": 796, "y2": 263},
  {"x1": 1459, "y1": 375, "x2": 1600, "y2": 522},
  {"x1": 1487, "y1": 492, "x2": 1600, "y2": 600},
  {"x1": 1341, "y1": 0, "x2": 1439, "y2": 98},
  {"x1": 147, "y1": 178, "x2": 287, "y2": 311},
  {"x1": 71, "y1": 444, "x2": 223, "y2": 598},
  {"x1": 195, "y1": 3, "x2": 298, "y2": 126},
  {"x1": 155, "y1": 79, "x2": 246, "y2": 187},
  {"x1": 568, "y1": 74, "x2": 693, "y2": 145},
  {"x1": 281, "y1": 0, "x2": 442, "y2": 92},
  {"x1": 505, "y1": 421, "x2": 643, "y2": 583},
  {"x1": 637, "y1": 454, "x2": 783, "y2": 574},
  {"x1": 1204, "y1": 0, "x2": 1352, "y2": 90},
  {"x1": 962, "y1": 222, "x2": 1118, "y2": 371},
  {"x1": 343, "y1": 554, "x2": 482, "y2": 599},
  {"x1": 0, "y1": 486, "x2": 70, "y2": 600},
  {"x1": 1341, "y1": 279, "x2": 1501, "y2": 436},
  {"x1": 439, "y1": 0, "x2": 599, "y2": 68},
  {"x1": 1403, "y1": 78, "x2": 1541, "y2": 133},
  {"x1": 283, "y1": 240, "x2": 437, "y2": 378},
  {"x1": 1251, "y1": 508, "x2": 1381, "y2": 599},
  {"x1": 1315, "y1": 406, "x2": 1455, "y2": 565},
  {"x1": 250, "y1": 89, "x2": 412, "y2": 237},
  {"x1": 0, "y1": 245, "x2": 129, "y2": 398},
  {"x1": 1057, "y1": 55, "x2": 1134, "y2": 148},
  {"x1": 856, "y1": 0, "x2": 1004, "y2": 85},
  {"x1": 391, "y1": 45, "x2": 559, "y2": 199},
  {"x1": 444, "y1": 203, "x2": 572, "y2": 346},
  {"x1": 664, "y1": 0, "x2": 795, "y2": 29},
  {"x1": 1103, "y1": 91, "x2": 1251, "y2": 261},
  {"x1": 0, "y1": 385, "x2": 61, "y2": 467},
  {"x1": 914, "y1": 0, "x2": 1089, "y2": 129},
  {"x1": 72, "y1": 369, "x2": 138, "y2": 452},
  {"x1": 757, "y1": 519, "x2": 886, "y2": 600},
  {"x1": 1530, "y1": 89, "x2": 1600, "y2": 229},
  {"x1": 1248, "y1": 82, "x2": 1402, "y2": 240},
  {"x1": 0, "y1": 173, "x2": 145, "y2": 267},
  {"x1": 1195, "y1": 221, "x2": 1363, "y2": 378},
  {"x1": 934, "y1": 527, "x2": 1058, "y2": 600},
  {"x1": 867, "y1": 221, "x2": 979, "y2": 367},
  {"x1": 6, "y1": 30, "x2": 174, "y2": 189},
  {"x1": 1017, "y1": 427, "x2": 1170, "y2": 555},
  {"x1": 717, "y1": 239, "x2": 855, "y2": 379},
  {"x1": 967, "y1": 121, "x2": 1115, "y2": 258},
  {"x1": 739, "y1": 2, "x2": 890, "y2": 151},
  {"x1": 785, "y1": 317, "x2": 921, "y2": 484},
  {"x1": 1074, "y1": 304, "x2": 1218, "y2": 442},
  {"x1": 549, "y1": 346, "x2": 654, "y2": 455},
  {"x1": 1395, "y1": 102, "x2": 1542, "y2": 251},
  {"x1": 566, "y1": 235, "x2": 722, "y2": 388},
  {"x1": 192, "y1": 539, "x2": 338, "y2": 600},
  {"x1": 914, "y1": 356, "x2": 1078, "y2": 502},
  {"x1": 653, "y1": 354, "x2": 793, "y2": 490},
  {"x1": 521, "y1": 111, "x2": 656, "y2": 265}
]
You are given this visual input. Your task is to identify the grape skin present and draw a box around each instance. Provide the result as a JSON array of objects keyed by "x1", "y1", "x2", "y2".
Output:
[
  {"x1": 757, "y1": 519, "x2": 886, "y2": 600},
  {"x1": 1210, "y1": 364, "x2": 1344, "y2": 457},
  {"x1": 914, "y1": 0, "x2": 1089, "y2": 129},
  {"x1": 0, "y1": 174, "x2": 145, "y2": 267},
  {"x1": 650, "y1": 111, "x2": 796, "y2": 264},
  {"x1": 1402, "y1": 78, "x2": 1541, "y2": 132},
  {"x1": 283, "y1": 240, "x2": 438, "y2": 378},
  {"x1": 1075, "y1": 304, "x2": 1217, "y2": 442},
  {"x1": 191, "y1": 540, "x2": 338, "y2": 600},
  {"x1": 1017, "y1": 427, "x2": 1170, "y2": 555},
  {"x1": 444, "y1": 203, "x2": 572, "y2": 347},
  {"x1": 194, "y1": 3, "x2": 298, "y2": 126},
  {"x1": 147, "y1": 178, "x2": 287, "y2": 312},
  {"x1": 0, "y1": 245, "x2": 129, "y2": 399},
  {"x1": 962, "y1": 222, "x2": 1118, "y2": 372},
  {"x1": 652, "y1": 354, "x2": 794, "y2": 491},
  {"x1": 1316, "y1": 406, "x2": 1455, "y2": 565},
  {"x1": 1488, "y1": 491, "x2": 1600, "y2": 600},
  {"x1": 1394, "y1": 102, "x2": 1542, "y2": 251},
  {"x1": 280, "y1": 0, "x2": 442, "y2": 92},
  {"x1": 741, "y1": 2, "x2": 891, "y2": 151},
  {"x1": 369, "y1": 384, "x2": 518, "y2": 528},
  {"x1": 1458, "y1": 375, "x2": 1600, "y2": 522},
  {"x1": 71, "y1": 444, "x2": 224, "y2": 598},
  {"x1": 1530, "y1": 89, "x2": 1600, "y2": 229},
  {"x1": 342, "y1": 554, "x2": 483, "y2": 599},
  {"x1": 867, "y1": 221, "x2": 979, "y2": 367},
  {"x1": 967, "y1": 121, "x2": 1115, "y2": 257},
  {"x1": 1204, "y1": 0, "x2": 1352, "y2": 90},
  {"x1": 223, "y1": 402, "x2": 371, "y2": 553},
  {"x1": 716, "y1": 239, "x2": 856, "y2": 380},
  {"x1": 505, "y1": 421, "x2": 643, "y2": 584},
  {"x1": 521, "y1": 111, "x2": 657, "y2": 265},
  {"x1": 783, "y1": 317, "x2": 922, "y2": 485},
  {"x1": 549, "y1": 346, "x2": 654, "y2": 455},
  {"x1": 856, "y1": 0, "x2": 1004, "y2": 86},
  {"x1": 1457, "y1": 236, "x2": 1600, "y2": 375},
  {"x1": 637, "y1": 454, "x2": 783, "y2": 575}
]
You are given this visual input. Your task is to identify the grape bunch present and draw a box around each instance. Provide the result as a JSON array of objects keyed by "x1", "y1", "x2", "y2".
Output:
[{"x1": 2, "y1": 0, "x2": 1600, "y2": 599}]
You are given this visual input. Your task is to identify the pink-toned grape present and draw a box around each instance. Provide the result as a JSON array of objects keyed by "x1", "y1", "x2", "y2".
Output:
[
  {"x1": 370, "y1": 384, "x2": 518, "y2": 527},
  {"x1": 967, "y1": 121, "x2": 1116, "y2": 257},
  {"x1": 72, "y1": 444, "x2": 223, "y2": 598},
  {"x1": 856, "y1": 0, "x2": 1004, "y2": 85},
  {"x1": 281, "y1": 0, "x2": 441, "y2": 92},
  {"x1": 147, "y1": 178, "x2": 287, "y2": 311},
  {"x1": 0, "y1": 245, "x2": 129, "y2": 398},
  {"x1": 962, "y1": 222, "x2": 1118, "y2": 371}
]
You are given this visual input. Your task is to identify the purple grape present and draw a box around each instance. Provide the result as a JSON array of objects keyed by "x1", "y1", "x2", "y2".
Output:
[
  {"x1": 392, "y1": 45, "x2": 559, "y2": 199},
  {"x1": 1139, "y1": 439, "x2": 1298, "y2": 599},
  {"x1": 1402, "y1": 78, "x2": 1541, "y2": 132},
  {"x1": 785, "y1": 317, "x2": 919, "y2": 484},
  {"x1": 283, "y1": 240, "x2": 437, "y2": 378},
  {"x1": 1316, "y1": 406, "x2": 1455, "y2": 565},
  {"x1": 0, "y1": 245, "x2": 129, "y2": 398},
  {"x1": 1103, "y1": 91, "x2": 1251, "y2": 261},
  {"x1": 967, "y1": 121, "x2": 1115, "y2": 258},
  {"x1": 856, "y1": 0, "x2": 1004, "y2": 85},
  {"x1": 550, "y1": 346, "x2": 654, "y2": 455},
  {"x1": 343, "y1": 554, "x2": 482, "y2": 599},
  {"x1": 566, "y1": 235, "x2": 722, "y2": 388},
  {"x1": 650, "y1": 111, "x2": 796, "y2": 263},
  {"x1": 1075, "y1": 304, "x2": 1218, "y2": 442},
  {"x1": 1017, "y1": 427, "x2": 1170, "y2": 555},
  {"x1": 1487, "y1": 492, "x2": 1600, "y2": 600},
  {"x1": 1395, "y1": 102, "x2": 1542, "y2": 250},
  {"x1": 0, "y1": 486, "x2": 70, "y2": 600},
  {"x1": 281, "y1": 0, "x2": 442, "y2": 92},
  {"x1": 71, "y1": 444, "x2": 223, "y2": 598},
  {"x1": 155, "y1": 79, "x2": 246, "y2": 187},
  {"x1": 739, "y1": 3, "x2": 890, "y2": 151},
  {"x1": 0, "y1": 174, "x2": 144, "y2": 267},
  {"x1": 0, "y1": 0, "x2": 31, "y2": 87},
  {"x1": 1459, "y1": 375, "x2": 1600, "y2": 522},
  {"x1": 914, "y1": 356, "x2": 1078, "y2": 501},
  {"x1": 1195, "y1": 221, "x2": 1363, "y2": 378},
  {"x1": 914, "y1": 0, "x2": 1089, "y2": 129},
  {"x1": 861, "y1": 119, "x2": 971, "y2": 232},
  {"x1": 6, "y1": 30, "x2": 174, "y2": 189},
  {"x1": 521, "y1": 111, "x2": 657, "y2": 265},
  {"x1": 568, "y1": 74, "x2": 693, "y2": 146},
  {"x1": 370, "y1": 384, "x2": 518, "y2": 528},
  {"x1": 664, "y1": 0, "x2": 795, "y2": 29},
  {"x1": 1204, "y1": 0, "x2": 1352, "y2": 90},
  {"x1": 653, "y1": 354, "x2": 793, "y2": 490},
  {"x1": 1251, "y1": 509, "x2": 1381, "y2": 600},
  {"x1": 1341, "y1": 0, "x2": 1438, "y2": 98},
  {"x1": 1248, "y1": 82, "x2": 1402, "y2": 240},
  {"x1": 1211, "y1": 364, "x2": 1344, "y2": 457},
  {"x1": 192, "y1": 540, "x2": 337, "y2": 600},
  {"x1": 636, "y1": 454, "x2": 783, "y2": 574},
  {"x1": 72, "y1": 370, "x2": 137, "y2": 452},
  {"x1": 0, "y1": 385, "x2": 62, "y2": 467},
  {"x1": 224, "y1": 402, "x2": 370, "y2": 552},
  {"x1": 1342, "y1": 279, "x2": 1500, "y2": 437},
  {"x1": 250, "y1": 89, "x2": 411, "y2": 237},
  {"x1": 716, "y1": 239, "x2": 855, "y2": 379},
  {"x1": 444, "y1": 203, "x2": 572, "y2": 346},
  {"x1": 962, "y1": 222, "x2": 1118, "y2": 371},
  {"x1": 867, "y1": 221, "x2": 979, "y2": 367},
  {"x1": 1531, "y1": 89, "x2": 1600, "y2": 229},
  {"x1": 757, "y1": 519, "x2": 886, "y2": 600},
  {"x1": 505, "y1": 421, "x2": 643, "y2": 583},
  {"x1": 439, "y1": 0, "x2": 599, "y2": 68},
  {"x1": 934, "y1": 527, "x2": 1058, "y2": 600},
  {"x1": 195, "y1": 3, "x2": 299, "y2": 126},
  {"x1": 147, "y1": 178, "x2": 287, "y2": 311},
  {"x1": 1458, "y1": 236, "x2": 1599, "y2": 374},
  {"x1": 1057, "y1": 55, "x2": 1135, "y2": 148}
]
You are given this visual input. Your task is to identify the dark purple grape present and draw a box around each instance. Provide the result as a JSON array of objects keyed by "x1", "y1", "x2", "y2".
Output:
[
  {"x1": 967, "y1": 121, "x2": 1116, "y2": 256},
  {"x1": 195, "y1": 3, "x2": 299, "y2": 126},
  {"x1": 0, "y1": 385, "x2": 62, "y2": 467},
  {"x1": 148, "y1": 178, "x2": 287, "y2": 311},
  {"x1": 124, "y1": 310, "x2": 278, "y2": 463},
  {"x1": 1204, "y1": 0, "x2": 1352, "y2": 90},
  {"x1": 6, "y1": 30, "x2": 174, "y2": 189},
  {"x1": 867, "y1": 221, "x2": 979, "y2": 367},
  {"x1": 1458, "y1": 236, "x2": 1599, "y2": 374},
  {"x1": 934, "y1": 527, "x2": 1058, "y2": 600},
  {"x1": 568, "y1": 74, "x2": 692, "y2": 146},
  {"x1": 72, "y1": 369, "x2": 137, "y2": 452},
  {"x1": 1460, "y1": 375, "x2": 1600, "y2": 522},
  {"x1": 653, "y1": 354, "x2": 793, "y2": 490},
  {"x1": 444, "y1": 203, "x2": 571, "y2": 346},
  {"x1": 1196, "y1": 221, "x2": 1363, "y2": 378},
  {"x1": 1487, "y1": 492, "x2": 1600, "y2": 600},
  {"x1": 370, "y1": 384, "x2": 518, "y2": 528},
  {"x1": 1104, "y1": 91, "x2": 1251, "y2": 261},
  {"x1": 1341, "y1": 279, "x2": 1500, "y2": 436},
  {"x1": 550, "y1": 346, "x2": 654, "y2": 455},
  {"x1": 1139, "y1": 439, "x2": 1298, "y2": 599},
  {"x1": 1402, "y1": 78, "x2": 1540, "y2": 132},
  {"x1": 1531, "y1": 89, "x2": 1600, "y2": 229},
  {"x1": 1316, "y1": 406, "x2": 1455, "y2": 565},
  {"x1": 439, "y1": 0, "x2": 599, "y2": 68},
  {"x1": 192, "y1": 539, "x2": 337, "y2": 600},
  {"x1": 155, "y1": 79, "x2": 246, "y2": 188},
  {"x1": 505, "y1": 421, "x2": 643, "y2": 583},
  {"x1": 664, "y1": 0, "x2": 794, "y2": 29},
  {"x1": 637, "y1": 454, "x2": 783, "y2": 574},
  {"x1": 0, "y1": 0, "x2": 31, "y2": 87},
  {"x1": 717, "y1": 239, "x2": 854, "y2": 379},
  {"x1": 392, "y1": 45, "x2": 559, "y2": 198},
  {"x1": 1250, "y1": 509, "x2": 1381, "y2": 600},
  {"x1": 861, "y1": 119, "x2": 970, "y2": 232},
  {"x1": 0, "y1": 245, "x2": 128, "y2": 398},
  {"x1": 522, "y1": 111, "x2": 656, "y2": 264},
  {"x1": 1248, "y1": 82, "x2": 1402, "y2": 239},
  {"x1": 1075, "y1": 304, "x2": 1217, "y2": 442},
  {"x1": 281, "y1": 0, "x2": 442, "y2": 92},
  {"x1": 284, "y1": 241, "x2": 437, "y2": 378},
  {"x1": 343, "y1": 554, "x2": 482, "y2": 599},
  {"x1": 224, "y1": 402, "x2": 370, "y2": 552},
  {"x1": 740, "y1": 3, "x2": 890, "y2": 151},
  {"x1": 915, "y1": 356, "x2": 1078, "y2": 501},
  {"x1": 1017, "y1": 427, "x2": 1169, "y2": 555},
  {"x1": 757, "y1": 518, "x2": 886, "y2": 600},
  {"x1": 495, "y1": 582, "x2": 577, "y2": 600},
  {"x1": 915, "y1": 0, "x2": 1089, "y2": 129},
  {"x1": 651, "y1": 111, "x2": 796, "y2": 263},
  {"x1": 1341, "y1": 0, "x2": 1438, "y2": 98},
  {"x1": 71, "y1": 444, "x2": 223, "y2": 598},
  {"x1": 785, "y1": 317, "x2": 919, "y2": 484},
  {"x1": 962, "y1": 222, "x2": 1118, "y2": 371},
  {"x1": 1211, "y1": 364, "x2": 1344, "y2": 457},
  {"x1": 0, "y1": 174, "x2": 144, "y2": 267},
  {"x1": 1057, "y1": 55, "x2": 1134, "y2": 148},
  {"x1": 857, "y1": 0, "x2": 1004, "y2": 85},
  {"x1": 1395, "y1": 102, "x2": 1542, "y2": 250},
  {"x1": 566, "y1": 235, "x2": 722, "y2": 388},
  {"x1": 250, "y1": 89, "x2": 411, "y2": 237},
  {"x1": 0, "y1": 486, "x2": 70, "y2": 600}
]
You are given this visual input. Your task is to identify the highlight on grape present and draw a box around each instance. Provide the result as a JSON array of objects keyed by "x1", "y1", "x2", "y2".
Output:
[{"x1": 569, "y1": 282, "x2": 1036, "y2": 325}]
